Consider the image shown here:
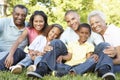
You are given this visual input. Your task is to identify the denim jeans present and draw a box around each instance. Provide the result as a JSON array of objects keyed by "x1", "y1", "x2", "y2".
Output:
[
  {"x1": 18, "y1": 54, "x2": 42, "y2": 67},
  {"x1": 39, "y1": 39, "x2": 68, "y2": 70},
  {"x1": 113, "y1": 64, "x2": 120, "y2": 73},
  {"x1": 0, "y1": 48, "x2": 26, "y2": 70},
  {"x1": 0, "y1": 51, "x2": 9, "y2": 60},
  {"x1": 51, "y1": 57, "x2": 96, "y2": 75},
  {"x1": 94, "y1": 42, "x2": 113, "y2": 72},
  {"x1": 56, "y1": 42, "x2": 114, "y2": 75},
  {"x1": 70, "y1": 57, "x2": 96, "y2": 74},
  {"x1": 35, "y1": 39, "x2": 68, "y2": 75},
  {"x1": 35, "y1": 41, "x2": 114, "y2": 76}
]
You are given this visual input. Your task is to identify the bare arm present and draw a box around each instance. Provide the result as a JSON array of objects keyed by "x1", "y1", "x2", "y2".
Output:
[
  {"x1": 56, "y1": 53, "x2": 72, "y2": 63},
  {"x1": 113, "y1": 46, "x2": 120, "y2": 64},
  {"x1": 86, "y1": 52, "x2": 93, "y2": 59},
  {"x1": 9, "y1": 29, "x2": 28, "y2": 56},
  {"x1": 4, "y1": 29, "x2": 28, "y2": 68}
]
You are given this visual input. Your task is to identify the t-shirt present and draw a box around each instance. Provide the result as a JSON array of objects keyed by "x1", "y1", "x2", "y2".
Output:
[
  {"x1": 65, "y1": 40, "x2": 94, "y2": 66},
  {"x1": 103, "y1": 24, "x2": 120, "y2": 47},
  {"x1": 0, "y1": 17, "x2": 28, "y2": 52},
  {"x1": 28, "y1": 35, "x2": 48, "y2": 52},
  {"x1": 26, "y1": 27, "x2": 39, "y2": 44}
]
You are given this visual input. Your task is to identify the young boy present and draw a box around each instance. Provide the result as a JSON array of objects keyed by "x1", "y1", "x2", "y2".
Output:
[{"x1": 54, "y1": 23, "x2": 98, "y2": 76}]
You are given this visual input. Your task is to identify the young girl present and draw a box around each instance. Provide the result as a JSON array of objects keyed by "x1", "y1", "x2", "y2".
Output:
[
  {"x1": 5, "y1": 10, "x2": 48, "y2": 68},
  {"x1": 10, "y1": 24, "x2": 64, "y2": 74}
]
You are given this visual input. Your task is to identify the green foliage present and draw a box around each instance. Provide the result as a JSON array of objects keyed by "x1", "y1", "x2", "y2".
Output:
[
  {"x1": 4, "y1": 0, "x2": 120, "y2": 28},
  {"x1": 93, "y1": 0, "x2": 120, "y2": 27}
]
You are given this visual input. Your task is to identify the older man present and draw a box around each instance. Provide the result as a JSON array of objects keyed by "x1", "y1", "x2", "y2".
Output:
[{"x1": 0, "y1": 4, "x2": 28, "y2": 70}]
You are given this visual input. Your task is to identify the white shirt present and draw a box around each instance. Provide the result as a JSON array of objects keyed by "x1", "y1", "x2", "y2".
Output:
[
  {"x1": 29, "y1": 35, "x2": 47, "y2": 52},
  {"x1": 103, "y1": 24, "x2": 120, "y2": 47},
  {"x1": 60, "y1": 27, "x2": 103, "y2": 46}
]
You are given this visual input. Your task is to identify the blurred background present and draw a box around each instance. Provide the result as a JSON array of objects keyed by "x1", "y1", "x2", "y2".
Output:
[{"x1": 0, "y1": 0, "x2": 120, "y2": 28}]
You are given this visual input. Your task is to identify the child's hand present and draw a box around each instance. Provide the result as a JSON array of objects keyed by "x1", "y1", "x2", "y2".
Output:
[
  {"x1": 44, "y1": 45, "x2": 53, "y2": 53},
  {"x1": 29, "y1": 50, "x2": 38, "y2": 60},
  {"x1": 31, "y1": 55, "x2": 36, "y2": 60},
  {"x1": 91, "y1": 54, "x2": 99, "y2": 63},
  {"x1": 37, "y1": 52, "x2": 44, "y2": 56},
  {"x1": 56, "y1": 55, "x2": 63, "y2": 63}
]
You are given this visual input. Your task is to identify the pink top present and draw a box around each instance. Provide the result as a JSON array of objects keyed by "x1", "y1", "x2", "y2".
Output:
[{"x1": 26, "y1": 27, "x2": 39, "y2": 44}]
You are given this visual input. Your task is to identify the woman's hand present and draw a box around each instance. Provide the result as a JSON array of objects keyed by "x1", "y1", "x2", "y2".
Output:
[{"x1": 103, "y1": 46, "x2": 117, "y2": 58}]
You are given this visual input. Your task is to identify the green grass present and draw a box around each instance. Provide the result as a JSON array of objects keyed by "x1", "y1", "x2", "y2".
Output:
[{"x1": 0, "y1": 70, "x2": 120, "y2": 80}]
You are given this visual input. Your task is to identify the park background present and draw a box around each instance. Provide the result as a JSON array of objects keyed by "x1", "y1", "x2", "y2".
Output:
[
  {"x1": 1, "y1": 0, "x2": 120, "y2": 29},
  {"x1": 0, "y1": 0, "x2": 120, "y2": 80}
]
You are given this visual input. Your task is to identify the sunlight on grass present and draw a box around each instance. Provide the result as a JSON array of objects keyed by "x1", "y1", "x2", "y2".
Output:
[{"x1": 0, "y1": 70, "x2": 120, "y2": 80}]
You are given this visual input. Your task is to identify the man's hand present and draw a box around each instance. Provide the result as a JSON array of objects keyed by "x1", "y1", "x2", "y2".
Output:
[
  {"x1": 4, "y1": 54, "x2": 14, "y2": 68},
  {"x1": 103, "y1": 46, "x2": 117, "y2": 58}
]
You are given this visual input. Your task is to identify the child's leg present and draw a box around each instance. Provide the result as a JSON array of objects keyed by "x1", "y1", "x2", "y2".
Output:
[
  {"x1": 17, "y1": 54, "x2": 33, "y2": 67},
  {"x1": 40, "y1": 39, "x2": 68, "y2": 70},
  {"x1": 11, "y1": 54, "x2": 33, "y2": 74},
  {"x1": 34, "y1": 56, "x2": 42, "y2": 65},
  {"x1": 27, "y1": 56, "x2": 42, "y2": 72},
  {"x1": 52, "y1": 63, "x2": 71, "y2": 77},
  {"x1": 70, "y1": 57, "x2": 96, "y2": 75},
  {"x1": 113, "y1": 64, "x2": 120, "y2": 73}
]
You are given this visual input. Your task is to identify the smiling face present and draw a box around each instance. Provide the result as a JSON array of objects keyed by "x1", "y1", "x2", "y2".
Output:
[
  {"x1": 78, "y1": 27, "x2": 90, "y2": 44},
  {"x1": 47, "y1": 27, "x2": 61, "y2": 41},
  {"x1": 13, "y1": 7, "x2": 27, "y2": 27},
  {"x1": 65, "y1": 12, "x2": 80, "y2": 31},
  {"x1": 33, "y1": 15, "x2": 45, "y2": 32},
  {"x1": 89, "y1": 15, "x2": 107, "y2": 35}
]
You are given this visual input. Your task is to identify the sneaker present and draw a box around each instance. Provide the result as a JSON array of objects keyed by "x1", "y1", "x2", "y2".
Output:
[
  {"x1": 10, "y1": 65, "x2": 22, "y2": 74},
  {"x1": 97, "y1": 65, "x2": 116, "y2": 80},
  {"x1": 27, "y1": 71, "x2": 42, "y2": 78},
  {"x1": 69, "y1": 70, "x2": 76, "y2": 76},
  {"x1": 102, "y1": 72, "x2": 115, "y2": 80},
  {"x1": 27, "y1": 65, "x2": 36, "y2": 72}
]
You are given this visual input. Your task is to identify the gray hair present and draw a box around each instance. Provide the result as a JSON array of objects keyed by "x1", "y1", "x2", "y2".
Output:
[{"x1": 87, "y1": 10, "x2": 106, "y2": 24}]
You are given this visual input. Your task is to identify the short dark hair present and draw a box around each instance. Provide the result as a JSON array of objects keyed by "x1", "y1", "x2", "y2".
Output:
[
  {"x1": 29, "y1": 10, "x2": 48, "y2": 32},
  {"x1": 77, "y1": 23, "x2": 91, "y2": 34},
  {"x1": 13, "y1": 4, "x2": 28, "y2": 15}
]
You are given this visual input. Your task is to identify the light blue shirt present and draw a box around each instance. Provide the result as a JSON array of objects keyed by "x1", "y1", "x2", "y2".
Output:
[
  {"x1": 0, "y1": 17, "x2": 28, "y2": 56},
  {"x1": 60, "y1": 27, "x2": 104, "y2": 46}
]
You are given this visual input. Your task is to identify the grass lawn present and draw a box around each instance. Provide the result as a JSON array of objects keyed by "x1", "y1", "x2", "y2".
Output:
[{"x1": 0, "y1": 69, "x2": 120, "y2": 80}]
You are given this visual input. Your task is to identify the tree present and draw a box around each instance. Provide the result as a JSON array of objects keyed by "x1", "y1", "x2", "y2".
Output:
[{"x1": 2, "y1": 0, "x2": 120, "y2": 27}]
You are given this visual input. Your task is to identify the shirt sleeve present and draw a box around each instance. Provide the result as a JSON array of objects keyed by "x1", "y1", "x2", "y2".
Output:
[
  {"x1": 91, "y1": 31, "x2": 104, "y2": 46},
  {"x1": 60, "y1": 31, "x2": 68, "y2": 45},
  {"x1": 0, "y1": 18, "x2": 6, "y2": 32}
]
